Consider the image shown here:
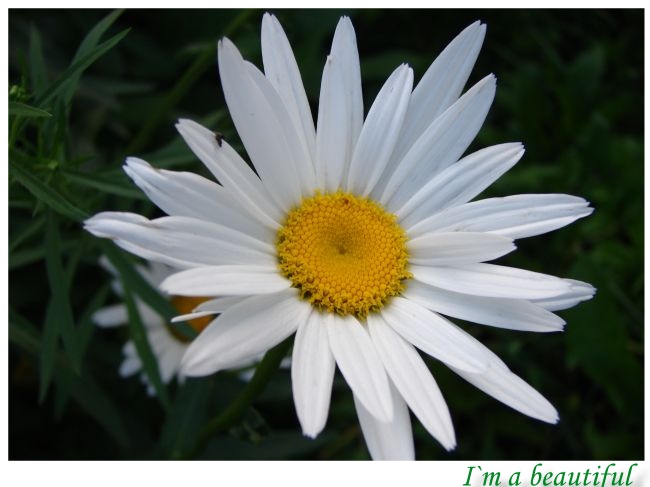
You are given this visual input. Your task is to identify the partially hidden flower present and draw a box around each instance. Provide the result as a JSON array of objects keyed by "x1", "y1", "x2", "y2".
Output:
[
  {"x1": 93, "y1": 259, "x2": 271, "y2": 393},
  {"x1": 92, "y1": 260, "x2": 214, "y2": 394},
  {"x1": 85, "y1": 14, "x2": 595, "y2": 459}
]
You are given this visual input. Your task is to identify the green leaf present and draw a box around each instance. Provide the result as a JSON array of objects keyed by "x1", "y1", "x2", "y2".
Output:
[
  {"x1": 62, "y1": 10, "x2": 124, "y2": 107},
  {"x1": 9, "y1": 101, "x2": 52, "y2": 118},
  {"x1": 9, "y1": 215, "x2": 45, "y2": 253},
  {"x1": 159, "y1": 379, "x2": 212, "y2": 459},
  {"x1": 9, "y1": 307, "x2": 129, "y2": 447},
  {"x1": 9, "y1": 156, "x2": 88, "y2": 221},
  {"x1": 9, "y1": 239, "x2": 76, "y2": 270},
  {"x1": 62, "y1": 168, "x2": 147, "y2": 200},
  {"x1": 58, "y1": 371, "x2": 130, "y2": 448},
  {"x1": 44, "y1": 213, "x2": 81, "y2": 373},
  {"x1": 126, "y1": 9, "x2": 254, "y2": 153},
  {"x1": 35, "y1": 27, "x2": 130, "y2": 109},
  {"x1": 28, "y1": 25, "x2": 47, "y2": 97},
  {"x1": 121, "y1": 279, "x2": 171, "y2": 411}
]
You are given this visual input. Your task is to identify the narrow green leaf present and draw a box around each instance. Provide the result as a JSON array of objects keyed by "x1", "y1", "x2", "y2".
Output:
[
  {"x1": 62, "y1": 168, "x2": 147, "y2": 200},
  {"x1": 9, "y1": 101, "x2": 52, "y2": 118},
  {"x1": 99, "y1": 241, "x2": 197, "y2": 341},
  {"x1": 45, "y1": 212, "x2": 81, "y2": 372},
  {"x1": 121, "y1": 279, "x2": 171, "y2": 411},
  {"x1": 9, "y1": 216, "x2": 45, "y2": 253},
  {"x1": 9, "y1": 307, "x2": 130, "y2": 447},
  {"x1": 35, "y1": 28, "x2": 130, "y2": 109},
  {"x1": 62, "y1": 10, "x2": 124, "y2": 106},
  {"x1": 55, "y1": 284, "x2": 110, "y2": 419},
  {"x1": 28, "y1": 25, "x2": 47, "y2": 97},
  {"x1": 9, "y1": 239, "x2": 76, "y2": 270},
  {"x1": 58, "y1": 371, "x2": 130, "y2": 447},
  {"x1": 160, "y1": 379, "x2": 212, "y2": 459},
  {"x1": 9, "y1": 157, "x2": 88, "y2": 221},
  {"x1": 126, "y1": 9, "x2": 254, "y2": 153}
]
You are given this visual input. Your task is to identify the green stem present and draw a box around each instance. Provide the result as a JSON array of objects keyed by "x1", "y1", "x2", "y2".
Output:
[{"x1": 177, "y1": 337, "x2": 292, "y2": 460}]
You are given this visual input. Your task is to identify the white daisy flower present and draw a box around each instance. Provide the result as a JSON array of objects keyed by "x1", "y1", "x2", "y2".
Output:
[
  {"x1": 93, "y1": 260, "x2": 218, "y2": 395},
  {"x1": 85, "y1": 14, "x2": 595, "y2": 459}
]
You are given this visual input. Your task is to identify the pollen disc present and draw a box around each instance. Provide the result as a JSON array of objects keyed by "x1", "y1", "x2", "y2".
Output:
[{"x1": 277, "y1": 191, "x2": 411, "y2": 318}]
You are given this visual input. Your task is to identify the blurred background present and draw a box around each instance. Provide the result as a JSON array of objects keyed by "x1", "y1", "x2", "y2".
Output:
[{"x1": 8, "y1": 9, "x2": 643, "y2": 460}]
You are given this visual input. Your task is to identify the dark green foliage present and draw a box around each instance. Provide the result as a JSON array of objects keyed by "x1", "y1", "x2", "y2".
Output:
[{"x1": 8, "y1": 9, "x2": 643, "y2": 460}]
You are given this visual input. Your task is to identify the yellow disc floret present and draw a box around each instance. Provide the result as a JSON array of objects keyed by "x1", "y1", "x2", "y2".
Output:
[{"x1": 277, "y1": 191, "x2": 411, "y2": 318}]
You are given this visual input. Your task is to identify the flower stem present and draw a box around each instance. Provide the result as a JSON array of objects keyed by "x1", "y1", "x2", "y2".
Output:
[{"x1": 177, "y1": 337, "x2": 292, "y2": 459}]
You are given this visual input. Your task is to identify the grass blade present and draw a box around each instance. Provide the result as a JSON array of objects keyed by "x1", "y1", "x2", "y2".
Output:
[
  {"x1": 9, "y1": 101, "x2": 52, "y2": 118},
  {"x1": 9, "y1": 307, "x2": 130, "y2": 447},
  {"x1": 62, "y1": 168, "x2": 147, "y2": 200},
  {"x1": 35, "y1": 28, "x2": 130, "y2": 109},
  {"x1": 9, "y1": 156, "x2": 88, "y2": 221},
  {"x1": 44, "y1": 212, "x2": 81, "y2": 372},
  {"x1": 28, "y1": 25, "x2": 47, "y2": 97},
  {"x1": 159, "y1": 379, "x2": 212, "y2": 459},
  {"x1": 121, "y1": 279, "x2": 172, "y2": 411},
  {"x1": 62, "y1": 10, "x2": 124, "y2": 107},
  {"x1": 126, "y1": 10, "x2": 254, "y2": 153}
]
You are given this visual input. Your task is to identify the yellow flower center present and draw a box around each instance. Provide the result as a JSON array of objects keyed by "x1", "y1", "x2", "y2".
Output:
[
  {"x1": 277, "y1": 191, "x2": 411, "y2": 318},
  {"x1": 168, "y1": 296, "x2": 212, "y2": 342}
]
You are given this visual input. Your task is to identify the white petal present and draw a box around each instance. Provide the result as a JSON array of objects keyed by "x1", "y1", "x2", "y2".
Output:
[
  {"x1": 326, "y1": 315, "x2": 393, "y2": 422},
  {"x1": 292, "y1": 312, "x2": 335, "y2": 438},
  {"x1": 245, "y1": 61, "x2": 316, "y2": 196},
  {"x1": 346, "y1": 64, "x2": 413, "y2": 197},
  {"x1": 119, "y1": 341, "x2": 141, "y2": 377},
  {"x1": 380, "y1": 74, "x2": 497, "y2": 210},
  {"x1": 354, "y1": 379, "x2": 414, "y2": 460},
  {"x1": 193, "y1": 296, "x2": 248, "y2": 313},
  {"x1": 404, "y1": 280, "x2": 565, "y2": 332},
  {"x1": 411, "y1": 263, "x2": 574, "y2": 300},
  {"x1": 450, "y1": 344, "x2": 559, "y2": 423},
  {"x1": 180, "y1": 289, "x2": 308, "y2": 376},
  {"x1": 261, "y1": 13, "x2": 316, "y2": 162},
  {"x1": 123, "y1": 157, "x2": 274, "y2": 242},
  {"x1": 175, "y1": 119, "x2": 283, "y2": 227},
  {"x1": 119, "y1": 356, "x2": 141, "y2": 377},
  {"x1": 170, "y1": 310, "x2": 217, "y2": 324},
  {"x1": 217, "y1": 38, "x2": 305, "y2": 210},
  {"x1": 160, "y1": 265, "x2": 289, "y2": 296},
  {"x1": 330, "y1": 16, "x2": 363, "y2": 154},
  {"x1": 408, "y1": 194, "x2": 594, "y2": 239},
  {"x1": 93, "y1": 303, "x2": 128, "y2": 328},
  {"x1": 408, "y1": 232, "x2": 515, "y2": 266},
  {"x1": 84, "y1": 212, "x2": 275, "y2": 269},
  {"x1": 532, "y1": 279, "x2": 596, "y2": 311},
  {"x1": 388, "y1": 22, "x2": 486, "y2": 170},
  {"x1": 368, "y1": 313, "x2": 456, "y2": 450},
  {"x1": 315, "y1": 55, "x2": 351, "y2": 191},
  {"x1": 383, "y1": 297, "x2": 488, "y2": 373},
  {"x1": 397, "y1": 143, "x2": 524, "y2": 227},
  {"x1": 171, "y1": 296, "x2": 248, "y2": 323},
  {"x1": 315, "y1": 16, "x2": 364, "y2": 189}
]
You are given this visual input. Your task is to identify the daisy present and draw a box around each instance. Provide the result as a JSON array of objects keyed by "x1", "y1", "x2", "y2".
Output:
[
  {"x1": 92, "y1": 260, "x2": 213, "y2": 394},
  {"x1": 93, "y1": 259, "x2": 289, "y2": 393},
  {"x1": 85, "y1": 14, "x2": 595, "y2": 459}
]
